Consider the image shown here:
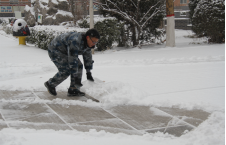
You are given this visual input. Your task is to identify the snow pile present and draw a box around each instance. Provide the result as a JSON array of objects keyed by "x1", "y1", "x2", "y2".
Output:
[
  {"x1": 51, "y1": 0, "x2": 59, "y2": 5},
  {"x1": 31, "y1": 25, "x2": 88, "y2": 34},
  {"x1": 181, "y1": 111, "x2": 225, "y2": 145},
  {"x1": 83, "y1": 79, "x2": 149, "y2": 106},
  {"x1": 38, "y1": 0, "x2": 49, "y2": 10},
  {"x1": 51, "y1": 10, "x2": 73, "y2": 19}
]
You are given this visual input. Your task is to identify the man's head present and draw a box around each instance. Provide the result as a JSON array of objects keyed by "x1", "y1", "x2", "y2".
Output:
[{"x1": 85, "y1": 28, "x2": 100, "y2": 48}]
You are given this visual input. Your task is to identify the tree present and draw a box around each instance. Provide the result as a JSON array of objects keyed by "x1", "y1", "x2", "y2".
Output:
[
  {"x1": 68, "y1": 0, "x2": 88, "y2": 24},
  {"x1": 191, "y1": 0, "x2": 225, "y2": 43},
  {"x1": 96, "y1": 0, "x2": 165, "y2": 46}
]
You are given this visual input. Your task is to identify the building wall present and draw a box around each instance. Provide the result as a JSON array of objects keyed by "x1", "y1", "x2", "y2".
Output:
[
  {"x1": 174, "y1": 0, "x2": 189, "y2": 7},
  {"x1": 0, "y1": 0, "x2": 31, "y2": 17},
  {"x1": 173, "y1": 0, "x2": 191, "y2": 30}
]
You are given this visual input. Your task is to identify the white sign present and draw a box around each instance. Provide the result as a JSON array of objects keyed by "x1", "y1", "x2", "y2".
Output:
[
  {"x1": 38, "y1": 14, "x2": 42, "y2": 24},
  {"x1": 0, "y1": 6, "x2": 13, "y2": 13}
]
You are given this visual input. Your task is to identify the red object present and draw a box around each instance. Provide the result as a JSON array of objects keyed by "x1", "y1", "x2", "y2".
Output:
[
  {"x1": 23, "y1": 31, "x2": 27, "y2": 35},
  {"x1": 167, "y1": 14, "x2": 175, "y2": 17}
]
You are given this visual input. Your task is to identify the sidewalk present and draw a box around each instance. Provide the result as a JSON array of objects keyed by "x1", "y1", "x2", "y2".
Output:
[{"x1": 0, "y1": 90, "x2": 210, "y2": 137}]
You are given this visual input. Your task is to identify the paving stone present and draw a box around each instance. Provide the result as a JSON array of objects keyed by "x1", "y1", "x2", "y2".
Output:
[
  {"x1": 71, "y1": 124, "x2": 141, "y2": 135},
  {"x1": 0, "y1": 90, "x2": 36, "y2": 100},
  {"x1": 103, "y1": 105, "x2": 174, "y2": 130},
  {"x1": 77, "y1": 118, "x2": 133, "y2": 130},
  {"x1": 146, "y1": 125, "x2": 194, "y2": 137},
  {"x1": 0, "y1": 113, "x2": 8, "y2": 130},
  {"x1": 47, "y1": 104, "x2": 140, "y2": 134},
  {"x1": 0, "y1": 102, "x2": 71, "y2": 130},
  {"x1": 48, "y1": 104, "x2": 115, "y2": 123},
  {"x1": 34, "y1": 91, "x2": 88, "y2": 102},
  {"x1": 0, "y1": 90, "x2": 210, "y2": 136},
  {"x1": 157, "y1": 107, "x2": 210, "y2": 127}
]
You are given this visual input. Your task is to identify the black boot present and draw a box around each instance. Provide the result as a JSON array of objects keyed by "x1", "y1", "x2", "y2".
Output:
[
  {"x1": 67, "y1": 87, "x2": 85, "y2": 97},
  {"x1": 44, "y1": 81, "x2": 57, "y2": 96},
  {"x1": 86, "y1": 72, "x2": 94, "y2": 81}
]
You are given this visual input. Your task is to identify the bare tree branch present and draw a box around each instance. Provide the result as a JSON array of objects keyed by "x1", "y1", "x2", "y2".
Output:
[
  {"x1": 129, "y1": 0, "x2": 137, "y2": 9},
  {"x1": 140, "y1": 1, "x2": 161, "y2": 23},
  {"x1": 141, "y1": 5, "x2": 164, "y2": 29},
  {"x1": 96, "y1": 1, "x2": 140, "y2": 27}
]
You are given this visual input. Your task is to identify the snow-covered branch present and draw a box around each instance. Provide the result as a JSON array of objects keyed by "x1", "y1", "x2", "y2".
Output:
[
  {"x1": 96, "y1": 1, "x2": 140, "y2": 27},
  {"x1": 141, "y1": 5, "x2": 164, "y2": 29},
  {"x1": 140, "y1": 1, "x2": 161, "y2": 23},
  {"x1": 130, "y1": 0, "x2": 138, "y2": 9}
]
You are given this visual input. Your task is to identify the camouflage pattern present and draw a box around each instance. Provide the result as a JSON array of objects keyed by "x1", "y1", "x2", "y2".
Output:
[{"x1": 47, "y1": 32, "x2": 94, "y2": 88}]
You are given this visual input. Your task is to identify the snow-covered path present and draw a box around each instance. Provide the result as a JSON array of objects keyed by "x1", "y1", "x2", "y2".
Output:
[{"x1": 0, "y1": 29, "x2": 224, "y2": 145}]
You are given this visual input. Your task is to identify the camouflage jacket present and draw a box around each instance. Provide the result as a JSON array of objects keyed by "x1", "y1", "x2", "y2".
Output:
[{"x1": 48, "y1": 32, "x2": 94, "y2": 70}]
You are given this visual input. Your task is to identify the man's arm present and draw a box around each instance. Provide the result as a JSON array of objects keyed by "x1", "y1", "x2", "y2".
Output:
[{"x1": 83, "y1": 49, "x2": 94, "y2": 81}]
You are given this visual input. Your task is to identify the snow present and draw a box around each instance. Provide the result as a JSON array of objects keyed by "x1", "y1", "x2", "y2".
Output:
[
  {"x1": 51, "y1": 0, "x2": 59, "y2": 5},
  {"x1": 0, "y1": 28, "x2": 224, "y2": 145},
  {"x1": 77, "y1": 15, "x2": 116, "y2": 25},
  {"x1": 40, "y1": 0, "x2": 49, "y2": 3},
  {"x1": 56, "y1": 10, "x2": 73, "y2": 17}
]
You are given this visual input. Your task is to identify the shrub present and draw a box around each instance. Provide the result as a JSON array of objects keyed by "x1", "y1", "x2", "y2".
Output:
[
  {"x1": 78, "y1": 18, "x2": 121, "y2": 51},
  {"x1": 95, "y1": 19, "x2": 121, "y2": 51},
  {"x1": 26, "y1": 28, "x2": 57, "y2": 50},
  {"x1": 191, "y1": 0, "x2": 225, "y2": 43},
  {"x1": 2, "y1": 24, "x2": 13, "y2": 35}
]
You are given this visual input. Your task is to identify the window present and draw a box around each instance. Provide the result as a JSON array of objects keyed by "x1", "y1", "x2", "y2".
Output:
[
  {"x1": 180, "y1": 0, "x2": 187, "y2": 4},
  {"x1": 180, "y1": 11, "x2": 187, "y2": 16}
]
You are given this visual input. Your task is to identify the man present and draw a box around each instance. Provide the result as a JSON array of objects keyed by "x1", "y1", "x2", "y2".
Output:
[{"x1": 44, "y1": 29, "x2": 100, "y2": 97}]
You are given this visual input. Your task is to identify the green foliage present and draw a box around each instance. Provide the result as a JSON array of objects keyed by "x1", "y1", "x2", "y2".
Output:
[
  {"x1": 95, "y1": 19, "x2": 121, "y2": 51},
  {"x1": 26, "y1": 28, "x2": 56, "y2": 50},
  {"x1": 78, "y1": 18, "x2": 121, "y2": 51},
  {"x1": 188, "y1": 0, "x2": 200, "y2": 22},
  {"x1": 78, "y1": 19, "x2": 89, "y2": 28},
  {"x1": 99, "y1": 0, "x2": 165, "y2": 46},
  {"x1": 191, "y1": 0, "x2": 225, "y2": 43}
]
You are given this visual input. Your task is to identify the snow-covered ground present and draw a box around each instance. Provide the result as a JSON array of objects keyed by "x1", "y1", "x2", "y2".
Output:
[{"x1": 0, "y1": 29, "x2": 224, "y2": 145}]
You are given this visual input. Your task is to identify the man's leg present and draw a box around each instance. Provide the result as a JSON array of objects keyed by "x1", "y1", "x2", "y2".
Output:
[
  {"x1": 68, "y1": 58, "x2": 85, "y2": 97},
  {"x1": 48, "y1": 50, "x2": 70, "y2": 88},
  {"x1": 70, "y1": 58, "x2": 83, "y2": 89}
]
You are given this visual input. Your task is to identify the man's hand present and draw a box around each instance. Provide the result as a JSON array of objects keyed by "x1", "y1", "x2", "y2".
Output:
[{"x1": 86, "y1": 72, "x2": 94, "y2": 81}]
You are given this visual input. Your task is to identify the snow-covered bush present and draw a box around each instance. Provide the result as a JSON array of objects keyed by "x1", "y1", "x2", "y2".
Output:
[
  {"x1": 190, "y1": 0, "x2": 225, "y2": 43},
  {"x1": 2, "y1": 24, "x2": 13, "y2": 35},
  {"x1": 98, "y1": 0, "x2": 165, "y2": 46},
  {"x1": 0, "y1": 19, "x2": 3, "y2": 24},
  {"x1": 140, "y1": 28, "x2": 166, "y2": 45},
  {"x1": 95, "y1": 19, "x2": 121, "y2": 51},
  {"x1": 25, "y1": 26, "x2": 85, "y2": 50},
  {"x1": 26, "y1": 28, "x2": 59, "y2": 50}
]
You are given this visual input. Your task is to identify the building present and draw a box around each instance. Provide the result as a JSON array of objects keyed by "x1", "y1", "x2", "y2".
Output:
[
  {"x1": 174, "y1": 0, "x2": 191, "y2": 30},
  {"x1": 0, "y1": 0, "x2": 31, "y2": 17},
  {"x1": 164, "y1": 0, "x2": 191, "y2": 30}
]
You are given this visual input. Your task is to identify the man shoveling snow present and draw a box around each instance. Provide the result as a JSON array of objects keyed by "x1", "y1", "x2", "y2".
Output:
[{"x1": 44, "y1": 29, "x2": 100, "y2": 97}]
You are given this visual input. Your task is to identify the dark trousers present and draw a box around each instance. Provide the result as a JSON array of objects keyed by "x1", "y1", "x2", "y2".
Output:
[{"x1": 47, "y1": 49, "x2": 83, "y2": 88}]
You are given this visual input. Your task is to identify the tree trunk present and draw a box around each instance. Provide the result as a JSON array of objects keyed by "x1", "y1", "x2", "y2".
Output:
[
  {"x1": 132, "y1": 26, "x2": 140, "y2": 46},
  {"x1": 118, "y1": 25, "x2": 126, "y2": 47}
]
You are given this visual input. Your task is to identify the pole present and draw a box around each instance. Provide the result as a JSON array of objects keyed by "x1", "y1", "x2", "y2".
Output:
[
  {"x1": 166, "y1": 0, "x2": 175, "y2": 47},
  {"x1": 89, "y1": 0, "x2": 94, "y2": 29}
]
